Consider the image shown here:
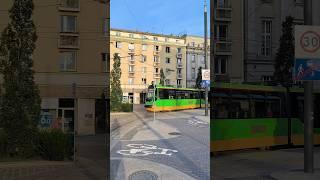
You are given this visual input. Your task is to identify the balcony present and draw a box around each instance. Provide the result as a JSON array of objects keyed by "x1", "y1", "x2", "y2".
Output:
[
  {"x1": 58, "y1": 35, "x2": 79, "y2": 49},
  {"x1": 128, "y1": 49, "x2": 135, "y2": 54},
  {"x1": 129, "y1": 60, "x2": 135, "y2": 65},
  {"x1": 177, "y1": 63, "x2": 183, "y2": 68},
  {"x1": 176, "y1": 53, "x2": 182, "y2": 58},
  {"x1": 129, "y1": 71, "x2": 135, "y2": 77},
  {"x1": 215, "y1": 41, "x2": 232, "y2": 55},
  {"x1": 215, "y1": 9, "x2": 232, "y2": 21},
  {"x1": 59, "y1": 0, "x2": 80, "y2": 12},
  {"x1": 154, "y1": 50, "x2": 160, "y2": 55},
  {"x1": 177, "y1": 74, "x2": 183, "y2": 79}
]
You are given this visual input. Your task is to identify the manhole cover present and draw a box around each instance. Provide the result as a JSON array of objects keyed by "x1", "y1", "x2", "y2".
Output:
[
  {"x1": 168, "y1": 132, "x2": 181, "y2": 135},
  {"x1": 129, "y1": 170, "x2": 158, "y2": 180}
]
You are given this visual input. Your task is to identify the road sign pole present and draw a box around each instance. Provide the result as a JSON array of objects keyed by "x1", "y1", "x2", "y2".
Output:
[
  {"x1": 204, "y1": 0, "x2": 208, "y2": 116},
  {"x1": 304, "y1": 0, "x2": 314, "y2": 173}
]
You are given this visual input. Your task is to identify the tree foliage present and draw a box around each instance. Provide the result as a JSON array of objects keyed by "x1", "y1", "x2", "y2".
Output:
[
  {"x1": 196, "y1": 67, "x2": 203, "y2": 89},
  {"x1": 274, "y1": 16, "x2": 295, "y2": 87},
  {"x1": 0, "y1": 0, "x2": 41, "y2": 157},
  {"x1": 110, "y1": 53, "x2": 123, "y2": 109}
]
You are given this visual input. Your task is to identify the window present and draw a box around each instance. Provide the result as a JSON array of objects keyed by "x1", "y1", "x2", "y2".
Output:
[
  {"x1": 142, "y1": 44, "x2": 148, "y2": 51},
  {"x1": 116, "y1": 32, "x2": 121, "y2": 36},
  {"x1": 60, "y1": 0, "x2": 79, "y2": 9},
  {"x1": 216, "y1": 25, "x2": 228, "y2": 41},
  {"x1": 262, "y1": 75, "x2": 272, "y2": 82},
  {"x1": 143, "y1": 35, "x2": 148, "y2": 39},
  {"x1": 261, "y1": 20, "x2": 272, "y2": 56},
  {"x1": 166, "y1": 47, "x2": 170, "y2": 53},
  {"x1": 129, "y1": 34, "x2": 134, "y2": 38},
  {"x1": 153, "y1": 37, "x2": 158, "y2": 41},
  {"x1": 128, "y1": 78, "x2": 134, "y2": 85},
  {"x1": 101, "y1": 53, "x2": 108, "y2": 72},
  {"x1": 177, "y1": 79, "x2": 182, "y2": 86},
  {"x1": 141, "y1": 55, "x2": 147, "y2": 62},
  {"x1": 177, "y1": 48, "x2": 182, "y2": 53},
  {"x1": 191, "y1": 42, "x2": 195, "y2": 47},
  {"x1": 129, "y1": 55, "x2": 134, "y2": 61},
  {"x1": 60, "y1": 51, "x2": 76, "y2": 71},
  {"x1": 166, "y1": 57, "x2": 171, "y2": 64},
  {"x1": 155, "y1": 68, "x2": 159, "y2": 73},
  {"x1": 128, "y1": 43, "x2": 135, "y2": 50},
  {"x1": 166, "y1": 68, "x2": 171, "y2": 75},
  {"x1": 192, "y1": 68, "x2": 196, "y2": 79},
  {"x1": 217, "y1": 0, "x2": 230, "y2": 8},
  {"x1": 154, "y1": 56, "x2": 159, "y2": 63},
  {"x1": 177, "y1": 58, "x2": 182, "y2": 64},
  {"x1": 165, "y1": 38, "x2": 169, "y2": 42},
  {"x1": 142, "y1": 78, "x2": 147, "y2": 85},
  {"x1": 214, "y1": 57, "x2": 227, "y2": 74},
  {"x1": 192, "y1": 55, "x2": 196, "y2": 62},
  {"x1": 165, "y1": 79, "x2": 170, "y2": 85},
  {"x1": 129, "y1": 65, "x2": 134, "y2": 72},
  {"x1": 61, "y1": 15, "x2": 77, "y2": 32},
  {"x1": 154, "y1": 45, "x2": 159, "y2": 51},
  {"x1": 115, "y1": 41, "x2": 121, "y2": 48}
]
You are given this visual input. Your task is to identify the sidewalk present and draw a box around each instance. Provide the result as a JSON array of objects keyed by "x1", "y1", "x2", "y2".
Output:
[{"x1": 212, "y1": 147, "x2": 320, "y2": 180}]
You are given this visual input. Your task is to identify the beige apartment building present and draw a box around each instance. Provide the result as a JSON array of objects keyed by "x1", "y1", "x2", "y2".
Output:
[
  {"x1": 184, "y1": 35, "x2": 210, "y2": 88},
  {"x1": 0, "y1": 0, "x2": 109, "y2": 135},
  {"x1": 110, "y1": 29, "x2": 186, "y2": 104}
]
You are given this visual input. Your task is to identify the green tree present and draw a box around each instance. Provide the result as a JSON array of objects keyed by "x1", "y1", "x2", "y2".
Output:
[
  {"x1": 110, "y1": 53, "x2": 123, "y2": 110},
  {"x1": 160, "y1": 68, "x2": 165, "y2": 86},
  {"x1": 196, "y1": 67, "x2": 203, "y2": 89},
  {"x1": 273, "y1": 16, "x2": 294, "y2": 145},
  {"x1": 0, "y1": 0, "x2": 41, "y2": 157}
]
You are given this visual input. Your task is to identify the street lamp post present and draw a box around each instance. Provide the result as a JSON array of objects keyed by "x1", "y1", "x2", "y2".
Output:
[{"x1": 204, "y1": 0, "x2": 209, "y2": 116}]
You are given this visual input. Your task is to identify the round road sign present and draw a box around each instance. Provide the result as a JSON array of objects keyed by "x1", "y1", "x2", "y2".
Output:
[{"x1": 300, "y1": 31, "x2": 320, "y2": 53}]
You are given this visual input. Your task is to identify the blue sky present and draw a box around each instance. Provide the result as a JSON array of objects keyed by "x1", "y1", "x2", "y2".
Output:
[{"x1": 111, "y1": 0, "x2": 210, "y2": 36}]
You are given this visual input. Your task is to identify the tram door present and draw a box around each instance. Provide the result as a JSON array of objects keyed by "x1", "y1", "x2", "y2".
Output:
[{"x1": 58, "y1": 108, "x2": 74, "y2": 133}]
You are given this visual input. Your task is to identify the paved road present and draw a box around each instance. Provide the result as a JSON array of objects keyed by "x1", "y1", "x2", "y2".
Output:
[{"x1": 110, "y1": 105, "x2": 210, "y2": 180}]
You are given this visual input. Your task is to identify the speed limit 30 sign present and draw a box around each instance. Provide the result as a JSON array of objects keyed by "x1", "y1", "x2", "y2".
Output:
[{"x1": 294, "y1": 25, "x2": 320, "y2": 81}]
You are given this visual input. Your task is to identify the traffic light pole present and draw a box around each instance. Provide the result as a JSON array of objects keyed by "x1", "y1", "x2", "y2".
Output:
[
  {"x1": 204, "y1": 0, "x2": 209, "y2": 116},
  {"x1": 304, "y1": 0, "x2": 314, "y2": 173}
]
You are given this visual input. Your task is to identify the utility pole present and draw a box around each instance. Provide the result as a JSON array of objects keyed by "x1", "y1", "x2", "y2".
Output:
[
  {"x1": 304, "y1": 0, "x2": 314, "y2": 173},
  {"x1": 204, "y1": 0, "x2": 209, "y2": 116}
]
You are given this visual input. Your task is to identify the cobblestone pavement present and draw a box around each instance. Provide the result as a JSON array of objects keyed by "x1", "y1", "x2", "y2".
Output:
[
  {"x1": 211, "y1": 147, "x2": 320, "y2": 180},
  {"x1": 110, "y1": 106, "x2": 210, "y2": 180}
]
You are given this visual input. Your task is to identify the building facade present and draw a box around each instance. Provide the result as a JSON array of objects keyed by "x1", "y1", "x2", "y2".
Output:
[
  {"x1": 0, "y1": 0, "x2": 109, "y2": 135},
  {"x1": 184, "y1": 35, "x2": 210, "y2": 88},
  {"x1": 110, "y1": 29, "x2": 186, "y2": 104},
  {"x1": 212, "y1": 0, "x2": 320, "y2": 84},
  {"x1": 212, "y1": 0, "x2": 244, "y2": 83}
]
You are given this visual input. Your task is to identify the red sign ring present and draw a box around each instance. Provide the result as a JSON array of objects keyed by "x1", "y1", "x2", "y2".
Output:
[{"x1": 300, "y1": 31, "x2": 320, "y2": 53}]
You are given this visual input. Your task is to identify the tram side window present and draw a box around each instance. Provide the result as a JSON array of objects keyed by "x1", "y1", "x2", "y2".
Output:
[
  {"x1": 230, "y1": 99, "x2": 250, "y2": 119},
  {"x1": 266, "y1": 100, "x2": 280, "y2": 118},
  {"x1": 213, "y1": 97, "x2": 229, "y2": 119},
  {"x1": 159, "y1": 89, "x2": 169, "y2": 99},
  {"x1": 168, "y1": 90, "x2": 176, "y2": 99}
]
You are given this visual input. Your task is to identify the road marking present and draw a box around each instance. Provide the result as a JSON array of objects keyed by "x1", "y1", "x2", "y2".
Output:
[
  {"x1": 188, "y1": 119, "x2": 209, "y2": 128},
  {"x1": 117, "y1": 144, "x2": 178, "y2": 157}
]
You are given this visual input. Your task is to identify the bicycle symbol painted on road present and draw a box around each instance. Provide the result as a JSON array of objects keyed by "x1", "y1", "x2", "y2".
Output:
[
  {"x1": 117, "y1": 144, "x2": 178, "y2": 157},
  {"x1": 188, "y1": 119, "x2": 209, "y2": 128}
]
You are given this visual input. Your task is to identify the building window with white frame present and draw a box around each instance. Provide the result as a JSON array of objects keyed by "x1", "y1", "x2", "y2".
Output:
[
  {"x1": 141, "y1": 55, "x2": 147, "y2": 62},
  {"x1": 154, "y1": 45, "x2": 159, "y2": 51},
  {"x1": 192, "y1": 68, "x2": 196, "y2": 79},
  {"x1": 115, "y1": 41, "x2": 121, "y2": 48},
  {"x1": 214, "y1": 57, "x2": 227, "y2": 74},
  {"x1": 153, "y1": 37, "x2": 158, "y2": 41},
  {"x1": 261, "y1": 20, "x2": 272, "y2": 56},
  {"x1": 61, "y1": 15, "x2": 77, "y2": 33},
  {"x1": 128, "y1": 43, "x2": 135, "y2": 50},
  {"x1": 59, "y1": 51, "x2": 76, "y2": 71},
  {"x1": 142, "y1": 78, "x2": 147, "y2": 85},
  {"x1": 177, "y1": 47, "x2": 182, "y2": 53},
  {"x1": 129, "y1": 65, "x2": 134, "y2": 72},
  {"x1": 129, "y1": 34, "x2": 134, "y2": 38},
  {"x1": 191, "y1": 55, "x2": 196, "y2": 62}
]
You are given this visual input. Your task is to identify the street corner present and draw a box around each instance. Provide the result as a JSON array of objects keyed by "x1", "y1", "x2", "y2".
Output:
[
  {"x1": 128, "y1": 120, "x2": 182, "y2": 141},
  {"x1": 111, "y1": 157, "x2": 196, "y2": 180}
]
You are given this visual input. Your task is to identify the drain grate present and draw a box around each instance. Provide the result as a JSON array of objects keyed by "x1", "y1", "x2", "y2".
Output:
[
  {"x1": 129, "y1": 170, "x2": 158, "y2": 180},
  {"x1": 168, "y1": 132, "x2": 181, "y2": 135}
]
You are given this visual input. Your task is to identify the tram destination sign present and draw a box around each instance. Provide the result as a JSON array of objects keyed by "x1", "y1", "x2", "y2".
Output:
[{"x1": 294, "y1": 25, "x2": 320, "y2": 81}]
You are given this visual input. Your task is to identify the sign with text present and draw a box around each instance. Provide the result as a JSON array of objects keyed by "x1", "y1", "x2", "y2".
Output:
[
  {"x1": 294, "y1": 25, "x2": 320, "y2": 80},
  {"x1": 202, "y1": 69, "x2": 210, "y2": 80}
]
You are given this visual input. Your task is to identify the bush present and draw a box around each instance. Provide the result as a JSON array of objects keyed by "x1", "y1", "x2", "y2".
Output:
[
  {"x1": 121, "y1": 103, "x2": 133, "y2": 112},
  {"x1": 37, "y1": 129, "x2": 68, "y2": 161}
]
